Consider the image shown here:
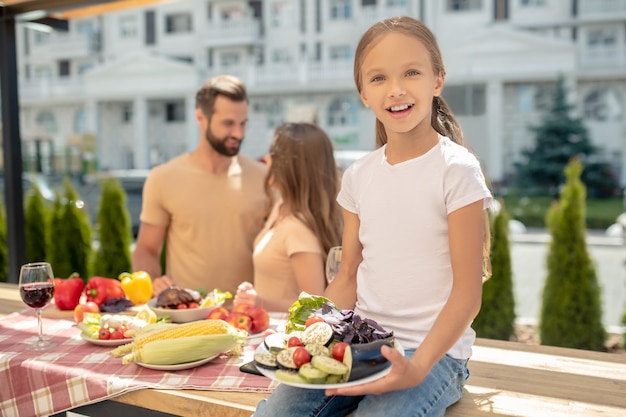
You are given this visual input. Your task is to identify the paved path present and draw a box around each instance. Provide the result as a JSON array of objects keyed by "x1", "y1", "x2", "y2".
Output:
[{"x1": 510, "y1": 229, "x2": 625, "y2": 332}]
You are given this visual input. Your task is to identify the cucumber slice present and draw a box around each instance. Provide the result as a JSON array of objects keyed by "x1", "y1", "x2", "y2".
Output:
[
  {"x1": 275, "y1": 369, "x2": 308, "y2": 384},
  {"x1": 311, "y1": 355, "x2": 348, "y2": 375},
  {"x1": 325, "y1": 373, "x2": 343, "y2": 384},
  {"x1": 254, "y1": 353, "x2": 278, "y2": 369},
  {"x1": 298, "y1": 362, "x2": 328, "y2": 384}
]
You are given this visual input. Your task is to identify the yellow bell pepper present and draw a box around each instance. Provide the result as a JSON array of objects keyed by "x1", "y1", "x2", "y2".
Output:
[{"x1": 118, "y1": 271, "x2": 153, "y2": 305}]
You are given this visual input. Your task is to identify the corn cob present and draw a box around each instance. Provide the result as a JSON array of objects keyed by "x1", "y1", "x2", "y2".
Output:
[
  {"x1": 123, "y1": 333, "x2": 242, "y2": 365},
  {"x1": 110, "y1": 323, "x2": 180, "y2": 358}
]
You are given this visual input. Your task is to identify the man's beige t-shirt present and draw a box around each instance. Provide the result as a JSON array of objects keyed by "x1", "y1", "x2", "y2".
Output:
[{"x1": 140, "y1": 153, "x2": 268, "y2": 294}]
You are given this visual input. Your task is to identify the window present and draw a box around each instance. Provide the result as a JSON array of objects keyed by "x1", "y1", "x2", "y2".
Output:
[
  {"x1": 120, "y1": 15, "x2": 137, "y2": 38},
  {"x1": 145, "y1": 10, "x2": 156, "y2": 45},
  {"x1": 587, "y1": 28, "x2": 617, "y2": 48},
  {"x1": 74, "y1": 108, "x2": 87, "y2": 134},
  {"x1": 165, "y1": 101, "x2": 185, "y2": 122},
  {"x1": 584, "y1": 88, "x2": 623, "y2": 121},
  {"x1": 330, "y1": 0, "x2": 352, "y2": 20},
  {"x1": 386, "y1": 0, "x2": 407, "y2": 6},
  {"x1": 520, "y1": 0, "x2": 546, "y2": 5},
  {"x1": 165, "y1": 13, "x2": 192, "y2": 33},
  {"x1": 329, "y1": 45, "x2": 352, "y2": 62},
  {"x1": 220, "y1": 52, "x2": 240, "y2": 67},
  {"x1": 327, "y1": 98, "x2": 358, "y2": 126},
  {"x1": 58, "y1": 60, "x2": 70, "y2": 77},
  {"x1": 77, "y1": 63, "x2": 94, "y2": 74},
  {"x1": 362, "y1": 0, "x2": 377, "y2": 6},
  {"x1": 266, "y1": 100, "x2": 284, "y2": 128},
  {"x1": 447, "y1": 0, "x2": 482, "y2": 11},
  {"x1": 442, "y1": 84, "x2": 486, "y2": 116},
  {"x1": 314, "y1": 42, "x2": 322, "y2": 61},
  {"x1": 271, "y1": 1, "x2": 295, "y2": 27},
  {"x1": 220, "y1": 6, "x2": 244, "y2": 20},
  {"x1": 36, "y1": 111, "x2": 57, "y2": 134},
  {"x1": 122, "y1": 103, "x2": 133, "y2": 123},
  {"x1": 271, "y1": 48, "x2": 292, "y2": 63}
]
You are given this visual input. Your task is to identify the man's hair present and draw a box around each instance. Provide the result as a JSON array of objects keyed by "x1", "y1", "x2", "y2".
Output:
[{"x1": 195, "y1": 74, "x2": 248, "y2": 119}]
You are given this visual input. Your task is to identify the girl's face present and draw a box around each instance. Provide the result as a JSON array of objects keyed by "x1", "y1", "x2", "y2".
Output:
[{"x1": 358, "y1": 32, "x2": 444, "y2": 140}]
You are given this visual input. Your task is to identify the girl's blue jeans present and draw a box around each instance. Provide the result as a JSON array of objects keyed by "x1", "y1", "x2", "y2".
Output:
[{"x1": 253, "y1": 350, "x2": 469, "y2": 417}]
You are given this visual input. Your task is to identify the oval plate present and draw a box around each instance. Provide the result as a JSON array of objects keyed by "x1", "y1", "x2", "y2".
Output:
[
  {"x1": 80, "y1": 332, "x2": 133, "y2": 347},
  {"x1": 255, "y1": 334, "x2": 404, "y2": 389},
  {"x1": 135, "y1": 352, "x2": 221, "y2": 371}
]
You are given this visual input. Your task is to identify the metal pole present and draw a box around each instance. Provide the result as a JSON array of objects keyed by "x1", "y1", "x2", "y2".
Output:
[{"x1": 0, "y1": 14, "x2": 26, "y2": 283}]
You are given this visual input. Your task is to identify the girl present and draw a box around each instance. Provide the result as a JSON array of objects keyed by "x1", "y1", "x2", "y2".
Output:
[
  {"x1": 254, "y1": 16, "x2": 492, "y2": 417},
  {"x1": 234, "y1": 122, "x2": 343, "y2": 312}
]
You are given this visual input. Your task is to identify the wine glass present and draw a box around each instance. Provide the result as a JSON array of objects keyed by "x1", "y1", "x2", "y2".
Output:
[
  {"x1": 325, "y1": 246, "x2": 342, "y2": 283},
  {"x1": 19, "y1": 262, "x2": 56, "y2": 350}
]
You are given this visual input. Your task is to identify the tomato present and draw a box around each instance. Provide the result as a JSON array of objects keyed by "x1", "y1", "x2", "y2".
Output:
[
  {"x1": 287, "y1": 336, "x2": 304, "y2": 347},
  {"x1": 176, "y1": 303, "x2": 188, "y2": 309},
  {"x1": 98, "y1": 328, "x2": 111, "y2": 340},
  {"x1": 305, "y1": 315, "x2": 325, "y2": 328},
  {"x1": 332, "y1": 342, "x2": 349, "y2": 362},
  {"x1": 292, "y1": 347, "x2": 311, "y2": 368},
  {"x1": 73, "y1": 301, "x2": 100, "y2": 323},
  {"x1": 110, "y1": 329, "x2": 125, "y2": 340},
  {"x1": 188, "y1": 302, "x2": 199, "y2": 309}
]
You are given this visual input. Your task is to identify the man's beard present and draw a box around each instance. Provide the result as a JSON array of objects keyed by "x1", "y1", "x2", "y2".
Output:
[{"x1": 205, "y1": 128, "x2": 241, "y2": 157}]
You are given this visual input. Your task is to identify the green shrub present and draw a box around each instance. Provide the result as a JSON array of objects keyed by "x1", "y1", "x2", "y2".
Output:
[
  {"x1": 91, "y1": 177, "x2": 132, "y2": 278},
  {"x1": 24, "y1": 183, "x2": 49, "y2": 262},
  {"x1": 539, "y1": 159, "x2": 606, "y2": 351},
  {"x1": 47, "y1": 177, "x2": 92, "y2": 280},
  {"x1": 473, "y1": 200, "x2": 516, "y2": 340}
]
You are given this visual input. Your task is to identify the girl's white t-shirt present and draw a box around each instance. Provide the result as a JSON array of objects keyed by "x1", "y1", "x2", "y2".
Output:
[{"x1": 337, "y1": 136, "x2": 492, "y2": 358}]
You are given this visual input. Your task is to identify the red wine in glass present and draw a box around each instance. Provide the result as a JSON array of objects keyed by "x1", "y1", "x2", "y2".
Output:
[
  {"x1": 20, "y1": 283, "x2": 54, "y2": 308},
  {"x1": 18, "y1": 262, "x2": 56, "y2": 350}
]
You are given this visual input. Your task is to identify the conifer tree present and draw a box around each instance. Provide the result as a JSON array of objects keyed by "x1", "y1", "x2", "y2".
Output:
[
  {"x1": 24, "y1": 183, "x2": 48, "y2": 262},
  {"x1": 539, "y1": 158, "x2": 606, "y2": 350},
  {"x1": 47, "y1": 189, "x2": 71, "y2": 277},
  {"x1": 473, "y1": 200, "x2": 516, "y2": 340},
  {"x1": 48, "y1": 178, "x2": 92, "y2": 280},
  {"x1": 514, "y1": 75, "x2": 617, "y2": 197},
  {"x1": 0, "y1": 201, "x2": 7, "y2": 282},
  {"x1": 91, "y1": 177, "x2": 132, "y2": 278}
]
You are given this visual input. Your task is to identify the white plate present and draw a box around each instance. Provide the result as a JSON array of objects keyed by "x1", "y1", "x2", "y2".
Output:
[
  {"x1": 80, "y1": 333, "x2": 133, "y2": 347},
  {"x1": 254, "y1": 336, "x2": 403, "y2": 389},
  {"x1": 135, "y1": 352, "x2": 221, "y2": 371}
]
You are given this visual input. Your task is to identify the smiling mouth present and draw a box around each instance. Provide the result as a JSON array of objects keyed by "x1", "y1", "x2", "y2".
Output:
[{"x1": 387, "y1": 104, "x2": 413, "y2": 112}]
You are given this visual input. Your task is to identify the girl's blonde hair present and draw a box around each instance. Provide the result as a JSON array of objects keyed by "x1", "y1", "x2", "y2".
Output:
[
  {"x1": 353, "y1": 16, "x2": 492, "y2": 279},
  {"x1": 267, "y1": 123, "x2": 343, "y2": 257}
]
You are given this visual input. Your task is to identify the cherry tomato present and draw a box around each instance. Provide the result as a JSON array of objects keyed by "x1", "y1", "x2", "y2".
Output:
[
  {"x1": 305, "y1": 315, "x2": 325, "y2": 328},
  {"x1": 98, "y1": 328, "x2": 111, "y2": 340},
  {"x1": 292, "y1": 347, "x2": 311, "y2": 368},
  {"x1": 176, "y1": 303, "x2": 188, "y2": 309},
  {"x1": 110, "y1": 329, "x2": 125, "y2": 340},
  {"x1": 287, "y1": 336, "x2": 304, "y2": 347},
  {"x1": 117, "y1": 325, "x2": 128, "y2": 338},
  {"x1": 188, "y1": 302, "x2": 199, "y2": 309},
  {"x1": 332, "y1": 342, "x2": 349, "y2": 362}
]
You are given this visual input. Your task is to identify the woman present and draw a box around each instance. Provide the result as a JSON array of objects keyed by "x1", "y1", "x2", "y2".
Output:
[{"x1": 235, "y1": 122, "x2": 343, "y2": 312}]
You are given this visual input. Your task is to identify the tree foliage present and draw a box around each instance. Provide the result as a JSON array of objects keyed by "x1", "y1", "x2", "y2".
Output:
[
  {"x1": 514, "y1": 76, "x2": 618, "y2": 198},
  {"x1": 47, "y1": 178, "x2": 92, "y2": 280},
  {"x1": 24, "y1": 183, "x2": 48, "y2": 262},
  {"x1": 539, "y1": 158, "x2": 606, "y2": 350},
  {"x1": 91, "y1": 177, "x2": 132, "y2": 278},
  {"x1": 473, "y1": 201, "x2": 516, "y2": 340}
]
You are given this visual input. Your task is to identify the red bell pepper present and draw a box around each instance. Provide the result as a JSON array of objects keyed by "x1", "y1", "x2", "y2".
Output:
[
  {"x1": 84, "y1": 276, "x2": 125, "y2": 306},
  {"x1": 53, "y1": 273, "x2": 85, "y2": 310}
]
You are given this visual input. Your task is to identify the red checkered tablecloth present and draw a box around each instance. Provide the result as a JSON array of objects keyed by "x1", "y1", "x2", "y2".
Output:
[{"x1": 0, "y1": 310, "x2": 280, "y2": 417}]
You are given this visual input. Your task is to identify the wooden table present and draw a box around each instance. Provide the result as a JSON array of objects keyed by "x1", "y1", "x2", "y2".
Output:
[{"x1": 1, "y1": 282, "x2": 625, "y2": 417}]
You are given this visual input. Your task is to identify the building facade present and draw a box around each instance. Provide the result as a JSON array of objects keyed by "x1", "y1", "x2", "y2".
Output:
[{"x1": 12, "y1": 0, "x2": 626, "y2": 188}]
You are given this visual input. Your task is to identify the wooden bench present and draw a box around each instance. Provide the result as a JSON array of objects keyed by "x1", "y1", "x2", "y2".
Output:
[{"x1": 1, "y1": 283, "x2": 624, "y2": 416}]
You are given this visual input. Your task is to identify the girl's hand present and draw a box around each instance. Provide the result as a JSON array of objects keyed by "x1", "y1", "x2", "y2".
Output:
[
  {"x1": 325, "y1": 345, "x2": 426, "y2": 396},
  {"x1": 234, "y1": 281, "x2": 257, "y2": 306}
]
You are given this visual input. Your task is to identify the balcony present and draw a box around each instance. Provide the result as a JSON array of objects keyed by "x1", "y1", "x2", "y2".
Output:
[
  {"x1": 578, "y1": 48, "x2": 626, "y2": 73},
  {"x1": 19, "y1": 76, "x2": 86, "y2": 100},
  {"x1": 579, "y1": 0, "x2": 626, "y2": 15},
  {"x1": 202, "y1": 19, "x2": 262, "y2": 47}
]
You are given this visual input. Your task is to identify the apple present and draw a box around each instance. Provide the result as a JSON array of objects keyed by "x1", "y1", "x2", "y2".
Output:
[
  {"x1": 232, "y1": 303, "x2": 253, "y2": 314},
  {"x1": 246, "y1": 305, "x2": 270, "y2": 334},
  {"x1": 73, "y1": 301, "x2": 99, "y2": 323},
  {"x1": 207, "y1": 306, "x2": 230, "y2": 321},
  {"x1": 226, "y1": 311, "x2": 252, "y2": 332}
]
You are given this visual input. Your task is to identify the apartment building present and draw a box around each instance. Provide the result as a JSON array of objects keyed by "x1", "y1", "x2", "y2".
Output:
[{"x1": 13, "y1": 0, "x2": 626, "y2": 188}]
